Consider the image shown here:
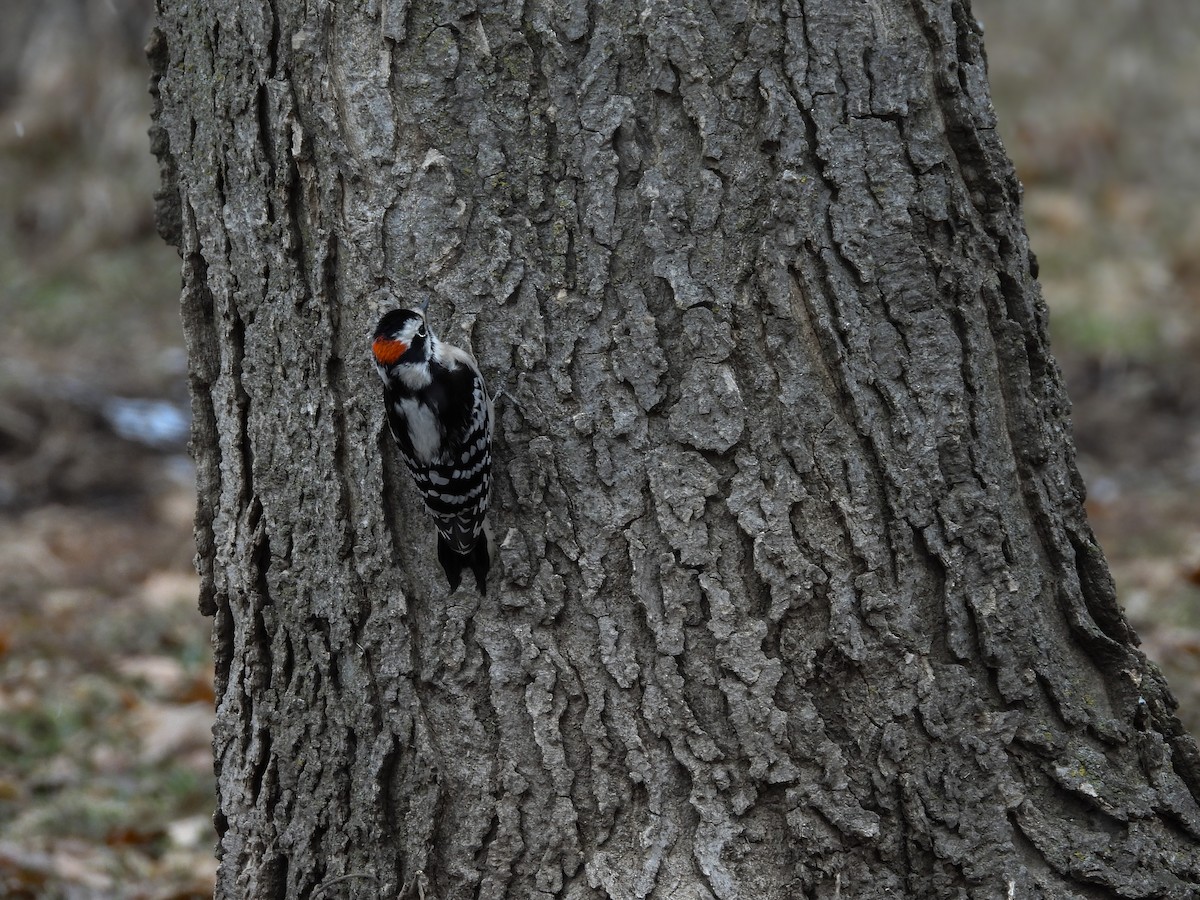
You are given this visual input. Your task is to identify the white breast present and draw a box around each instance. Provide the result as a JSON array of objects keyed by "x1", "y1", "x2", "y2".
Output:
[{"x1": 396, "y1": 398, "x2": 443, "y2": 464}]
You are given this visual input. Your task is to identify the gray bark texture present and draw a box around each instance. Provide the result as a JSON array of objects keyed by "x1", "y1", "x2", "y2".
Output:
[{"x1": 149, "y1": 0, "x2": 1200, "y2": 897}]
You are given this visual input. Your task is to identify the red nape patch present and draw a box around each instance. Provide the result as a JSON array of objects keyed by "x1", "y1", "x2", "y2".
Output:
[{"x1": 373, "y1": 337, "x2": 407, "y2": 365}]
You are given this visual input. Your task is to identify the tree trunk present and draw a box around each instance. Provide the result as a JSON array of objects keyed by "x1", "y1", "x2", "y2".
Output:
[{"x1": 149, "y1": 0, "x2": 1200, "y2": 896}]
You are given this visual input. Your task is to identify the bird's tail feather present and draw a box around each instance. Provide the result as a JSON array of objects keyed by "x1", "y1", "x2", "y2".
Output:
[{"x1": 436, "y1": 522, "x2": 495, "y2": 594}]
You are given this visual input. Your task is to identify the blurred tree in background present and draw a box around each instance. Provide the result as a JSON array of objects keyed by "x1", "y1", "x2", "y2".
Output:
[{"x1": 0, "y1": 1, "x2": 215, "y2": 896}]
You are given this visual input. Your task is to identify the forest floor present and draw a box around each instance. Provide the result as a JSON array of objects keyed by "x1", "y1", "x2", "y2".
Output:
[{"x1": 0, "y1": 0, "x2": 1198, "y2": 897}]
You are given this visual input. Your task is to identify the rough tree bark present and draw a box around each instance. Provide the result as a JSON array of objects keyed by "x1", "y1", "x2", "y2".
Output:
[{"x1": 149, "y1": 0, "x2": 1200, "y2": 897}]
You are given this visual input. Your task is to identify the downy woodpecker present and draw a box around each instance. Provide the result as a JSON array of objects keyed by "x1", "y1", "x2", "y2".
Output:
[{"x1": 372, "y1": 303, "x2": 494, "y2": 593}]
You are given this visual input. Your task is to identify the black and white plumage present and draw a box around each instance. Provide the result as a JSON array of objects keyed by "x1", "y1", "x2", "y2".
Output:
[{"x1": 372, "y1": 304, "x2": 495, "y2": 593}]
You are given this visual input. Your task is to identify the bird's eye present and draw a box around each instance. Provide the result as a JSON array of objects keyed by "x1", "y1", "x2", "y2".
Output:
[{"x1": 417, "y1": 325, "x2": 427, "y2": 339}]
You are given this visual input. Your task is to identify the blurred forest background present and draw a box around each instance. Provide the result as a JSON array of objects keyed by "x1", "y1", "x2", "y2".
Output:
[{"x1": 0, "y1": 0, "x2": 1197, "y2": 896}]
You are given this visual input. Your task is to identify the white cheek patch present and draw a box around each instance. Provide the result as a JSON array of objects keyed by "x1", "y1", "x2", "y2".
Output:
[{"x1": 397, "y1": 399, "x2": 443, "y2": 464}]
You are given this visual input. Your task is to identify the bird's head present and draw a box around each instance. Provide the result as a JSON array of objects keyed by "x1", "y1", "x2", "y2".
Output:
[{"x1": 372, "y1": 307, "x2": 430, "y2": 371}]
